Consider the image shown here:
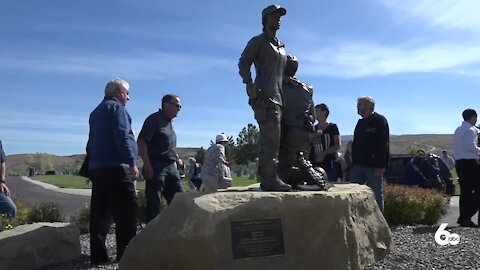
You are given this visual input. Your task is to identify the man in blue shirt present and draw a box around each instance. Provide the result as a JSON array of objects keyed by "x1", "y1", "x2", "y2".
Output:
[
  {"x1": 138, "y1": 94, "x2": 183, "y2": 223},
  {"x1": 87, "y1": 78, "x2": 139, "y2": 264},
  {"x1": 0, "y1": 140, "x2": 16, "y2": 217}
]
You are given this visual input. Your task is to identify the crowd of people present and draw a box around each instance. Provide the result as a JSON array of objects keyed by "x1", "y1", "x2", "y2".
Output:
[{"x1": 405, "y1": 149, "x2": 453, "y2": 193}]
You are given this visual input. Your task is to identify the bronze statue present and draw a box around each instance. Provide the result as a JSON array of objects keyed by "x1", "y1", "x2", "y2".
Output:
[
  {"x1": 277, "y1": 55, "x2": 315, "y2": 182},
  {"x1": 238, "y1": 5, "x2": 291, "y2": 191}
]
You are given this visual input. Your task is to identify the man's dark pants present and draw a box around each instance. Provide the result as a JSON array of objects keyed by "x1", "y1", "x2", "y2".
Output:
[
  {"x1": 145, "y1": 162, "x2": 183, "y2": 223},
  {"x1": 89, "y1": 166, "x2": 138, "y2": 263},
  {"x1": 455, "y1": 159, "x2": 480, "y2": 223}
]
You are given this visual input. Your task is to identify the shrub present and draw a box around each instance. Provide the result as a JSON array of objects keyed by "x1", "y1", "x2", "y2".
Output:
[
  {"x1": 27, "y1": 201, "x2": 64, "y2": 223},
  {"x1": 0, "y1": 197, "x2": 32, "y2": 232},
  {"x1": 0, "y1": 214, "x2": 15, "y2": 232},
  {"x1": 1, "y1": 199, "x2": 65, "y2": 232},
  {"x1": 384, "y1": 184, "x2": 448, "y2": 225},
  {"x1": 14, "y1": 197, "x2": 31, "y2": 226},
  {"x1": 70, "y1": 203, "x2": 90, "y2": 234}
]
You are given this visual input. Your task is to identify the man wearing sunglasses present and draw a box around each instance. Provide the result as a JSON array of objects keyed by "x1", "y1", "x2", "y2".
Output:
[{"x1": 138, "y1": 94, "x2": 184, "y2": 223}]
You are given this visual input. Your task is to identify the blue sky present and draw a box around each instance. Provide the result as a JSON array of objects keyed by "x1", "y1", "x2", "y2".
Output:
[{"x1": 1, "y1": 0, "x2": 480, "y2": 155}]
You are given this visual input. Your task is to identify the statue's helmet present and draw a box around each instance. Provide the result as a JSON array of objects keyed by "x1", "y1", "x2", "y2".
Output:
[{"x1": 285, "y1": 54, "x2": 298, "y2": 76}]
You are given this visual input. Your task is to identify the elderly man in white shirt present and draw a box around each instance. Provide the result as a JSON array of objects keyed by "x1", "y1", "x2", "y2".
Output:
[
  {"x1": 453, "y1": 108, "x2": 480, "y2": 227},
  {"x1": 440, "y1": 150, "x2": 455, "y2": 171}
]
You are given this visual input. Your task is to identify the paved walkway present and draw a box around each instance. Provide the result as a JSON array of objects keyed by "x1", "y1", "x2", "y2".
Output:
[
  {"x1": 438, "y1": 196, "x2": 478, "y2": 227},
  {"x1": 7, "y1": 176, "x2": 90, "y2": 218},
  {"x1": 20, "y1": 176, "x2": 91, "y2": 196}
]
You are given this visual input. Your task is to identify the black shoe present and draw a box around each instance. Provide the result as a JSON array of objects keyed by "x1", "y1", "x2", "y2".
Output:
[{"x1": 457, "y1": 220, "x2": 479, "y2": 228}]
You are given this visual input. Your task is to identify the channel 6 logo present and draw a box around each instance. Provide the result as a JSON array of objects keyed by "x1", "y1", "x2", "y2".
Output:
[{"x1": 434, "y1": 223, "x2": 460, "y2": 246}]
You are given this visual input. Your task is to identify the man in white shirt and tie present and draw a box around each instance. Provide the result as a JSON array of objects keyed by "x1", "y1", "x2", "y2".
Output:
[{"x1": 453, "y1": 109, "x2": 480, "y2": 227}]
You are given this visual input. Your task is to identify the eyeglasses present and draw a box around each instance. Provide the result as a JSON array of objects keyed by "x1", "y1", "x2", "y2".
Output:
[{"x1": 168, "y1": 102, "x2": 181, "y2": 109}]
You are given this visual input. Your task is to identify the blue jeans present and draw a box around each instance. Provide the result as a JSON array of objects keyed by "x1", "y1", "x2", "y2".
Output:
[
  {"x1": 145, "y1": 162, "x2": 184, "y2": 223},
  {"x1": 0, "y1": 192, "x2": 16, "y2": 217},
  {"x1": 351, "y1": 165, "x2": 384, "y2": 212}
]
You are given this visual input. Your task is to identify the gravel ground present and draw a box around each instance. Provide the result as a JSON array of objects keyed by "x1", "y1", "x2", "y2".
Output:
[
  {"x1": 47, "y1": 225, "x2": 479, "y2": 270},
  {"x1": 47, "y1": 228, "x2": 121, "y2": 270},
  {"x1": 367, "y1": 225, "x2": 480, "y2": 270}
]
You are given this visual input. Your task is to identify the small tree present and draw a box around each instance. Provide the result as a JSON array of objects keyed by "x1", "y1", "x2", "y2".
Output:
[
  {"x1": 234, "y1": 123, "x2": 259, "y2": 165},
  {"x1": 194, "y1": 147, "x2": 206, "y2": 164},
  {"x1": 225, "y1": 135, "x2": 236, "y2": 164},
  {"x1": 27, "y1": 152, "x2": 54, "y2": 174}
]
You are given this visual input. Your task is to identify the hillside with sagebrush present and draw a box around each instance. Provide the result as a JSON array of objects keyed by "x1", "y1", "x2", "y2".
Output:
[
  {"x1": 5, "y1": 148, "x2": 201, "y2": 176},
  {"x1": 340, "y1": 134, "x2": 453, "y2": 155}
]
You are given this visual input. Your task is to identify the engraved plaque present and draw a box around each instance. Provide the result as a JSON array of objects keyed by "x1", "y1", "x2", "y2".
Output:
[{"x1": 230, "y1": 218, "x2": 285, "y2": 259}]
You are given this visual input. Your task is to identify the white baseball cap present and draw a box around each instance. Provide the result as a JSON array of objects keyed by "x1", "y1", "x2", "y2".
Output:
[{"x1": 215, "y1": 134, "x2": 228, "y2": 143}]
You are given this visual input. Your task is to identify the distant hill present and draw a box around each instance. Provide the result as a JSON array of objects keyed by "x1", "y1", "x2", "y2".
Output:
[
  {"x1": 340, "y1": 134, "x2": 454, "y2": 155},
  {"x1": 5, "y1": 153, "x2": 86, "y2": 176},
  {"x1": 5, "y1": 148, "x2": 201, "y2": 176},
  {"x1": 6, "y1": 135, "x2": 454, "y2": 176}
]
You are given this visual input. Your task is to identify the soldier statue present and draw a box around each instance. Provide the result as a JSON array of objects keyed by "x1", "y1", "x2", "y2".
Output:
[{"x1": 238, "y1": 5, "x2": 291, "y2": 191}]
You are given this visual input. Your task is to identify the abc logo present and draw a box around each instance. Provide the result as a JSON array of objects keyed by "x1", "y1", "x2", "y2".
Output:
[{"x1": 434, "y1": 223, "x2": 460, "y2": 246}]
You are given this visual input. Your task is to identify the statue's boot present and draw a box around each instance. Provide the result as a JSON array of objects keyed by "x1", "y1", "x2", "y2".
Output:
[
  {"x1": 258, "y1": 157, "x2": 292, "y2": 191},
  {"x1": 260, "y1": 176, "x2": 292, "y2": 192}
]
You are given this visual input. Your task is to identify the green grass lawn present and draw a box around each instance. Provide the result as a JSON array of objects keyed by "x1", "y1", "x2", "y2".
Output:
[
  {"x1": 32, "y1": 175, "x2": 91, "y2": 189},
  {"x1": 32, "y1": 174, "x2": 258, "y2": 191}
]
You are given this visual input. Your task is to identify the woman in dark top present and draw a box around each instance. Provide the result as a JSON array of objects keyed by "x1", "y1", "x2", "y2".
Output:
[{"x1": 310, "y1": 103, "x2": 341, "y2": 182}]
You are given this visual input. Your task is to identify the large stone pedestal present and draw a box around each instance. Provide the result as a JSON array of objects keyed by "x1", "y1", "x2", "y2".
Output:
[{"x1": 120, "y1": 184, "x2": 392, "y2": 270}]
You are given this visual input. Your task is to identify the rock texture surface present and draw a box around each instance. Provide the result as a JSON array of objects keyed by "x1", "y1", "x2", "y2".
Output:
[
  {"x1": 120, "y1": 184, "x2": 392, "y2": 270},
  {"x1": 0, "y1": 222, "x2": 81, "y2": 270}
]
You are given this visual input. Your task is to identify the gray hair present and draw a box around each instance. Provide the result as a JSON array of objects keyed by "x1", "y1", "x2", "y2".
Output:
[
  {"x1": 357, "y1": 96, "x2": 375, "y2": 111},
  {"x1": 105, "y1": 78, "x2": 129, "y2": 97}
]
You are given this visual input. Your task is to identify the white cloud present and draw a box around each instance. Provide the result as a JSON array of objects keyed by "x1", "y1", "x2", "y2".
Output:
[
  {"x1": 301, "y1": 41, "x2": 480, "y2": 78},
  {"x1": 375, "y1": 0, "x2": 480, "y2": 32},
  {"x1": 0, "y1": 50, "x2": 233, "y2": 80},
  {"x1": 0, "y1": 112, "x2": 88, "y2": 129},
  {"x1": 1, "y1": 128, "x2": 87, "y2": 144}
]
